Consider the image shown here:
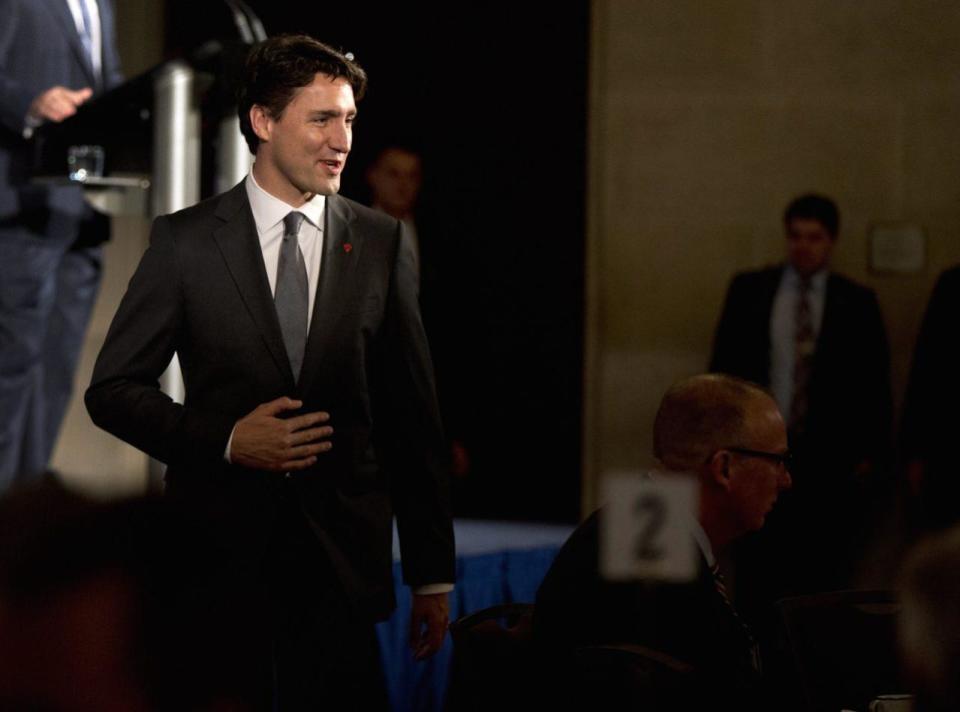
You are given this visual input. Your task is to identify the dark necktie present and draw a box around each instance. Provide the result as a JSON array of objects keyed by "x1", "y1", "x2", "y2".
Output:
[
  {"x1": 275, "y1": 212, "x2": 309, "y2": 381},
  {"x1": 711, "y1": 564, "x2": 762, "y2": 675},
  {"x1": 789, "y1": 277, "x2": 815, "y2": 436}
]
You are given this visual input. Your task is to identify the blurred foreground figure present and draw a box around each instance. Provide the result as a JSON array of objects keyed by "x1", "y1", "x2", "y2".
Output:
[
  {"x1": 898, "y1": 525, "x2": 960, "y2": 712},
  {"x1": 0, "y1": 481, "x2": 258, "y2": 711},
  {"x1": 534, "y1": 374, "x2": 791, "y2": 710},
  {"x1": 901, "y1": 265, "x2": 960, "y2": 532},
  {"x1": 0, "y1": 0, "x2": 123, "y2": 485}
]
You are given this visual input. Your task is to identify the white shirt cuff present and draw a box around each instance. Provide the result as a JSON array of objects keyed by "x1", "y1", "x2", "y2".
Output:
[{"x1": 224, "y1": 423, "x2": 238, "y2": 463}]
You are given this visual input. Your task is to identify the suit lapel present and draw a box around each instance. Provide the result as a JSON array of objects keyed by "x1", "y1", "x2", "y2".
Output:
[
  {"x1": 46, "y1": 0, "x2": 99, "y2": 88},
  {"x1": 212, "y1": 183, "x2": 296, "y2": 389},
  {"x1": 297, "y1": 194, "x2": 363, "y2": 396},
  {"x1": 756, "y1": 266, "x2": 786, "y2": 379},
  {"x1": 814, "y1": 274, "x2": 848, "y2": 376}
]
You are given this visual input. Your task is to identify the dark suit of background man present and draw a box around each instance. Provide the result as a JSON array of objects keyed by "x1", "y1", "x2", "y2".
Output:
[
  {"x1": 902, "y1": 265, "x2": 960, "y2": 533},
  {"x1": 0, "y1": 0, "x2": 122, "y2": 487},
  {"x1": 710, "y1": 194, "x2": 892, "y2": 662},
  {"x1": 86, "y1": 35, "x2": 454, "y2": 710},
  {"x1": 534, "y1": 374, "x2": 792, "y2": 710}
]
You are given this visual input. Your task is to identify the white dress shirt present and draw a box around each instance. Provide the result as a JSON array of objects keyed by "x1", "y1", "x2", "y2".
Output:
[
  {"x1": 769, "y1": 266, "x2": 828, "y2": 417},
  {"x1": 64, "y1": 0, "x2": 102, "y2": 78},
  {"x1": 224, "y1": 173, "x2": 324, "y2": 462},
  {"x1": 244, "y1": 171, "x2": 325, "y2": 328}
]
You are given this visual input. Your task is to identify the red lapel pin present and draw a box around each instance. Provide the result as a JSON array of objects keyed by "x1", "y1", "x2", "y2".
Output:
[{"x1": 343, "y1": 243, "x2": 353, "y2": 254}]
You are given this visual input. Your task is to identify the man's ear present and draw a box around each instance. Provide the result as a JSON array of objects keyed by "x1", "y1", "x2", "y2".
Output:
[
  {"x1": 707, "y1": 450, "x2": 733, "y2": 491},
  {"x1": 250, "y1": 105, "x2": 272, "y2": 144}
]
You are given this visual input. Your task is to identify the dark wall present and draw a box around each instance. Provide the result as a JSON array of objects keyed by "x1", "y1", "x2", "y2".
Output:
[{"x1": 165, "y1": 1, "x2": 588, "y2": 522}]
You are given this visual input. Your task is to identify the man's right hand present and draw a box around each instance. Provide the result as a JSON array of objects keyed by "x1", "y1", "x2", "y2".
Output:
[
  {"x1": 29, "y1": 86, "x2": 93, "y2": 123},
  {"x1": 230, "y1": 397, "x2": 333, "y2": 472}
]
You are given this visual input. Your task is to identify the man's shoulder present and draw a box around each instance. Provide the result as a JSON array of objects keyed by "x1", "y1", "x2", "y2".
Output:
[
  {"x1": 934, "y1": 265, "x2": 960, "y2": 295},
  {"x1": 155, "y1": 184, "x2": 245, "y2": 230},
  {"x1": 722, "y1": 266, "x2": 783, "y2": 304},
  {"x1": 826, "y1": 271, "x2": 878, "y2": 302},
  {"x1": 729, "y1": 265, "x2": 783, "y2": 287}
]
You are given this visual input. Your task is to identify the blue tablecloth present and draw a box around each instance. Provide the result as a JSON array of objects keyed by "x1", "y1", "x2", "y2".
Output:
[{"x1": 376, "y1": 519, "x2": 574, "y2": 712}]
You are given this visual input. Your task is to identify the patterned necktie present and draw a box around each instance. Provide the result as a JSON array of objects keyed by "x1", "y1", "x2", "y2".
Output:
[
  {"x1": 789, "y1": 277, "x2": 815, "y2": 436},
  {"x1": 275, "y1": 212, "x2": 309, "y2": 381},
  {"x1": 711, "y1": 564, "x2": 762, "y2": 675}
]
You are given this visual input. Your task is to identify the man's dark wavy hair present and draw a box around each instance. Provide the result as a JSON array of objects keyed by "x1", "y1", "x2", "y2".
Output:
[
  {"x1": 237, "y1": 34, "x2": 368, "y2": 154},
  {"x1": 783, "y1": 193, "x2": 840, "y2": 239}
]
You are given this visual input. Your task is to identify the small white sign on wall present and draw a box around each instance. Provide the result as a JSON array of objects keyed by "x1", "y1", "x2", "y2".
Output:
[
  {"x1": 869, "y1": 223, "x2": 926, "y2": 274},
  {"x1": 600, "y1": 471, "x2": 699, "y2": 583}
]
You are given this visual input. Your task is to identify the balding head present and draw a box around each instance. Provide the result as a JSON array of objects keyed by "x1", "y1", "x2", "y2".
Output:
[
  {"x1": 653, "y1": 374, "x2": 770, "y2": 472},
  {"x1": 653, "y1": 374, "x2": 791, "y2": 548}
]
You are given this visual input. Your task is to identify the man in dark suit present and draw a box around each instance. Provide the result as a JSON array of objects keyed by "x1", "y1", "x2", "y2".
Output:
[
  {"x1": 534, "y1": 374, "x2": 791, "y2": 709},
  {"x1": 710, "y1": 194, "x2": 892, "y2": 698},
  {"x1": 0, "y1": 0, "x2": 122, "y2": 487},
  {"x1": 902, "y1": 265, "x2": 960, "y2": 532},
  {"x1": 86, "y1": 35, "x2": 454, "y2": 709}
]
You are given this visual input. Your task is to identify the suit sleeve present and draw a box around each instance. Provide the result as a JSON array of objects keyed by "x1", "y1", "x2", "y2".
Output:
[
  {"x1": 375, "y1": 221, "x2": 455, "y2": 588},
  {"x1": 710, "y1": 275, "x2": 745, "y2": 374},
  {"x1": 85, "y1": 216, "x2": 236, "y2": 467}
]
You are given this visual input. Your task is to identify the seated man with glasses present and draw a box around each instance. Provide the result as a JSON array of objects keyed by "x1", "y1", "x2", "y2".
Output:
[{"x1": 533, "y1": 374, "x2": 791, "y2": 709}]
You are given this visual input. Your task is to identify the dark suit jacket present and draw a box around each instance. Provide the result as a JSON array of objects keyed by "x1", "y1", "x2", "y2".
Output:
[
  {"x1": 901, "y1": 265, "x2": 960, "y2": 528},
  {"x1": 533, "y1": 510, "x2": 761, "y2": 706},
  {"x1": 85, "y1": 182, "x2": 455, "y2": 621},
  {"x1": 710, "y1": 265, "x2": 892, "y2": 477},
  {"x1": 0, "y1": 0, "x2": 123, "y2": 223}
]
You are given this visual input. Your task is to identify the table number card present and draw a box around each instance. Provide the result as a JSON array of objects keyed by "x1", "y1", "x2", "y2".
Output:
[{"x1": 600, "y1": 471, "x2": 699, "y2": 583}]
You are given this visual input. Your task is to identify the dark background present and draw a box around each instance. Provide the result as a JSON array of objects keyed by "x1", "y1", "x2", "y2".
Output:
[{"x1": 165, "y1": 1, "x2": 589, "y2": 522}]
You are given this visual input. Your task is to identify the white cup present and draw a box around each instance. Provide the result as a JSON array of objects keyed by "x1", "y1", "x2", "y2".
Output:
[{"x1": 868, "y1": 693, "x2": 914, "y2": 712}]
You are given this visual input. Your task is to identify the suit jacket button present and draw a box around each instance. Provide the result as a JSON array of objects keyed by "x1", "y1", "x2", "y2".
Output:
[{"x1": 284, "y1": 472, "x2": 292, "y2": 480}]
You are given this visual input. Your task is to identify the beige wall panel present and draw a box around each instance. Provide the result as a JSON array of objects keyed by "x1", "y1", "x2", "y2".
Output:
[
  {"x1": 604, "y1": 1, "x2": 768, "y2": 91},
  {"x1": 52, "y1": 219, "x2": 152, "y2": 497}
]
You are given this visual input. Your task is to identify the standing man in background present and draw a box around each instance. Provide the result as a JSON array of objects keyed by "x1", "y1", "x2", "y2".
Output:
[
  {"x1": 86, "y1": 35, "x2": 454, "y2": 709},
  {"x1": 366, "y1": 144, "x2": 423, "y2": 260},
  {"x1": 0, "y1": 0, "x2": 123, "y2": 487},
  {"x1": 710, "y1": 193, "x2": 892, "y2": 672}
]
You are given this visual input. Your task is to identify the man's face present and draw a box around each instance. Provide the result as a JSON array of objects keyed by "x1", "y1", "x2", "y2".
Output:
[
  {"x1": 252, "y1": 73, "x2": 356, "y2": 204},
  {"x1": 727, "y1": 396, "x2": 792, "y2": 533},
  {"x1": 786, "y1": 217, "x2": 835, "y2": 277},
  {"x1": 367, "y1": 148, "x2": 422, "y2": 218}
]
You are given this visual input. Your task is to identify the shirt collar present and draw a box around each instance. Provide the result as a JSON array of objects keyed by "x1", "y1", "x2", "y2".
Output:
[
  {"x1": 245, "y1": 171, "x2": 326, "y2": 234},
  {"x1": 645, "y1": 468, "x2": 716, "y2": 567},
  {"x1": 784, "y1": 264, "x2": 828, "y2": 292},
  {"x1": 688, "y1": 516, "x2": 717, "y2": 569}
]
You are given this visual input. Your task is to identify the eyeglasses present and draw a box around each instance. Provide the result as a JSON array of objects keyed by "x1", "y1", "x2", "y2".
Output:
[{"x1": 727, "y1": 447, "x2": 794, "y2": 472}]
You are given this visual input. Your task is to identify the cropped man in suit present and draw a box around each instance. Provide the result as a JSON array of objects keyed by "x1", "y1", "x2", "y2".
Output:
[
  {"x1": 901, "y1": 265, "x2": 960, "y2": 532},
  {"x1": 86, "y1": 35, "x2": 454, "y2": 709},
  {"x1": 0, "y1": 0, "x2": 123, "y2": 487},
  {"x1": 710, "y1": 194, "x2": 892, "y2": 688},
  {"x1": 534, "y1": 374, "x2": 792, "y2": 709}
]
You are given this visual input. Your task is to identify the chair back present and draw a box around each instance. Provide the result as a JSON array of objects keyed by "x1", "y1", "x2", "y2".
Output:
[
  {"x1": 446, "y1": 603, "x2": 537, "y2": 712},
  {"x1": 568, "y1": 643, "x2": 697, "y2": 710},
  {"x1": 777, "y1": 590, "x2": 907, "y2": 712}
]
